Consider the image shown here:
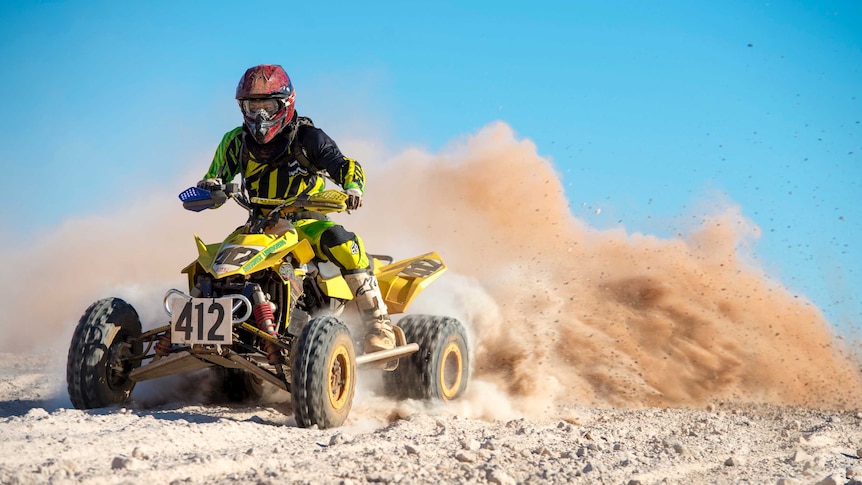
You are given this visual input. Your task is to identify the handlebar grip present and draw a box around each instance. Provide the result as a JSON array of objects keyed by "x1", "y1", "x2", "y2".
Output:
[
  {"x1": 210, "y1": 190, "x2": 228, "y2": 205},
  {"x1": 225, "y1": 182, "x2": 241, "y2": 195}
]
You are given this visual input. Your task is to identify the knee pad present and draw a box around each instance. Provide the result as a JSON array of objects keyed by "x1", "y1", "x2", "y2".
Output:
[{"x1": 319, "y1": 226, "x2": 369, "y2": 271}]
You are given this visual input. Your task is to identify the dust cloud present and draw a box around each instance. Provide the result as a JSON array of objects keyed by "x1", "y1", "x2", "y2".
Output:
[
  {"x1": 349, "y1": 121, "x2": 862, "y2": 413},
  {"x1": 1, "y1": 121, "x2": 859, "y2": 416},
  {"x1": 0, "y1": 169, "x2": 247, "y2": 351}
]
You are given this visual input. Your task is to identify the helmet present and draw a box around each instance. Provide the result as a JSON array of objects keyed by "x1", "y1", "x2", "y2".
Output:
[{"x1": 235, "y1": 64, "x2": 296, "y2": 144}]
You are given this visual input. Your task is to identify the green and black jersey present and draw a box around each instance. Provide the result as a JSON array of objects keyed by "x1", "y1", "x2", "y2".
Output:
[{"x1": 203, "y1": 116, "x2": 365, "y2": 203}]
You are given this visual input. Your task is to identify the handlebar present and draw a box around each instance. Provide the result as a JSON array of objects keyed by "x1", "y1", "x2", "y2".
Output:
[{"x1": 179, "y1": 183, "x2": 349, "y2": 215}]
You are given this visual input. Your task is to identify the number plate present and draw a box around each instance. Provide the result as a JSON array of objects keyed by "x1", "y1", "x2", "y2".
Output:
[{"x1": 170, "y1": 298, "x2": 233, "y2": 345}]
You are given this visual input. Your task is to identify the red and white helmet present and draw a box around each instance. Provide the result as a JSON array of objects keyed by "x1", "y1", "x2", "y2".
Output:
[{"x1": 235, "y1": 64, "x2": 296, "y2": 144}]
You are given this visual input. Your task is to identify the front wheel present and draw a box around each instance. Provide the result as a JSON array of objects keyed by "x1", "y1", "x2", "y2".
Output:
[
  {"x1": 66, "y1": 298, "x2": 143, "y2": 409},
  {"x1": 385, "y1": 315, "x2": 470, "y2": 402},
  {"x1": 291, "y1": 316, "x2": 356, "y2": 428}
]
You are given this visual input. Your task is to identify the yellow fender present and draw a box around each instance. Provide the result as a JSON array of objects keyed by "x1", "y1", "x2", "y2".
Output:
[
  {"x1": 314, "y1": 262, "x2": 353, "y2": 300},
  {"x1": 374, "y1": 252, "x2": 447, "y2": 314},
  {"x1": 182, "y1": 232, "x2": 316, "y2": 285}
]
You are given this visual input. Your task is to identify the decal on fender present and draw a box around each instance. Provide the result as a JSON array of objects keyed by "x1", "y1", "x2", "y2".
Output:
[{"x1": 398, "y1": 258, "x2": 443, "y2": 278}]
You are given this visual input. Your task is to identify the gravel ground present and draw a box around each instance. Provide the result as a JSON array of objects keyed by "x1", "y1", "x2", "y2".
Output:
[
  {"x1": 2, "y1": 352, "x2": 861, "y2": 485},
  {"x1": 4, "y1": 122, "x2": 862, "y2": 484}
]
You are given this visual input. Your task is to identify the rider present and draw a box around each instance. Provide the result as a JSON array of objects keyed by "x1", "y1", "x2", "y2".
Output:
[{"x1": 197, "y1": 64, "x2": 395, "y2": 353}]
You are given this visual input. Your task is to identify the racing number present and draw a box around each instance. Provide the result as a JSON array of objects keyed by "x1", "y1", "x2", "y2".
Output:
[
  {"x1": 171, "y1": 298, "x2": 231, "y2": 344},
  {"x1": 215, "y1": 246, "x2": 259, "y2": 266},
  {"x1": 174, "y1": 300, "x2": 225, "y2": 341},
  {"x1": 207, "y1": 303, "x2": 225, "y2": 340}
]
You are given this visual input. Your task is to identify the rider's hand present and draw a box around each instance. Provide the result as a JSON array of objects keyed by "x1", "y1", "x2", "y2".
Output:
[
  {"x1": 346, "y1": 188, "x2": 363, "y2": 210},
  {"x1": 196, "y1": 178, "x2": 223, "y2": 191}
]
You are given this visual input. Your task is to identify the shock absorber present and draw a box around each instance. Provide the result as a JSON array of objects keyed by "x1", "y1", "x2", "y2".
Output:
[
  {"x1": 154, "y1": 333, "x2": 172, "y2": 357},
  {"x1": 251, "y1": 285, "x2": 284, "y2": 366}
]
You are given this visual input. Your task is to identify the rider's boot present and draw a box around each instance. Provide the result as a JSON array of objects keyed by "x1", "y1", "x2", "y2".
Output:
[{"x1": 343, "y1": 270, "x2": 396, "y2": 353}]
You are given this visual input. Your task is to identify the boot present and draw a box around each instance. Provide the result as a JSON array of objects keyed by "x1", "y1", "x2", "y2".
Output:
[{"x1": 343, "y1": 271, "x2": 396, "y2": 353}]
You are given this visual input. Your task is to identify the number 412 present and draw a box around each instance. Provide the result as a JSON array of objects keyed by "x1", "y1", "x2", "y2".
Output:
[{"x1": 173, "y1": 300, "x2": 226, "y2": 342}]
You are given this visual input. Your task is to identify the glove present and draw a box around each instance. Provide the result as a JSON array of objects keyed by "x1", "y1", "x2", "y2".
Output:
[
  {"x1": 193, "y1": 178, "x2": 226, "y2": 210},
  {"x1": 196, "y1": 178, "x2": 223, "y2": 191},
  {"x1": 345, "y1": 187, "x2": 363, "y2": 210}
]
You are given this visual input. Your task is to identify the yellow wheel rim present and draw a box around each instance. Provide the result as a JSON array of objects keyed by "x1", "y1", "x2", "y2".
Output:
[
  {"x1": 328, "y1": 344, "x2": 352, "y2": 410},
  {"x1": 439, "y1": 342, "x2": 463, "y2": 400}
]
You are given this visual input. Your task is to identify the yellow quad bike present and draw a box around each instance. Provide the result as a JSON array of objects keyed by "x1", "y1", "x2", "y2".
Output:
[{"x1": 65, "y1": 183, "x2": 469, "y2": 428}]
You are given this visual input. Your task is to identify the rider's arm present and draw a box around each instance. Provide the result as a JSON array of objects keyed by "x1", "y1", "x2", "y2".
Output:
[
  {"x1": 203, "y1": 127, "x2": 244, "y2": 182},
  {"x1": 298, "y1": 126, "x2": 366, "y2": 193}
]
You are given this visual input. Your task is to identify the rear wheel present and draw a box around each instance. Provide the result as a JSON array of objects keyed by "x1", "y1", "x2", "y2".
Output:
[
  {"x1": 214, "y1": 368, "x2": 265, "y2": 403},
  {"x1": 385, "y1": 315, "x2": 469, "y2": 401},
  {"x1": 291, "y1": 316, "x2": 356, "y2": 428},
  {"x1": 66, "y1": 298, "x2": 143, "y2": 409}
]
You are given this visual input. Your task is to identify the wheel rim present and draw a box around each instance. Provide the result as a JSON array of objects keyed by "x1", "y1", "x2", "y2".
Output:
[
  {"x1": 328, "y1": 344, "x2": 352, "y2": 410},
  {"x1": 439, "y1": 342, "x2": 463, "y2": 400},
  {"x1": 106, "y1": 330, "x2": 134, "y2": 390}
]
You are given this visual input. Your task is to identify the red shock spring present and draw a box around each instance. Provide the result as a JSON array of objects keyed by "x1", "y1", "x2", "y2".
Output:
[
  {"x1": 253, "y1": 302, "x2": 283, "y2": 364},
  {"x1": 253, "y1": 302, "x2": 277, "y2": 336},
  {"x1": 264, "y1": 342, "x2": 281, "y2": 364},
  {"x1": 155, "y1": 334, "x2": 171, "y2": 357}
]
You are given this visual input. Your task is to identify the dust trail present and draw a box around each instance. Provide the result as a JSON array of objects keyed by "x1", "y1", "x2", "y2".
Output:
[
  {"x1": 348, "y1": 121, "x2": 862, "y2": 413},
  {"x1": 1, "y1": 122, "x2": 859, "y2": 416}
]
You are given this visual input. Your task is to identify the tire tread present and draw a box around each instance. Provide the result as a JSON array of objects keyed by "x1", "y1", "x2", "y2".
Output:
[{"x1": 66, "y1": 298, "x2": 141, "y2": 409}]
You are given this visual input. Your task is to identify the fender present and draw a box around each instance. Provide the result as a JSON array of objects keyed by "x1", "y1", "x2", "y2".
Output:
[
  {"x1": 374, "y1": 252, "x2": 447, "y2": 314},
  {"x1": 182, "y1": 232, "x2": 315, "y2": 284},
  {"x1": 315, "y1": 261, "x2": 354, "y2": 301}
]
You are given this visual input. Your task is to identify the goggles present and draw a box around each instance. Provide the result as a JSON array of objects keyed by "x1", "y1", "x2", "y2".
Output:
[{"x1": 240, "y1": 98, "x2": 287, "y2": 121}]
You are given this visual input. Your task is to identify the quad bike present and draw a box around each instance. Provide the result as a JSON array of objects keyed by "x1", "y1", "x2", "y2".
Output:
[{"x1": 66, "y1": 182, "x2": 470, "y2": 428}]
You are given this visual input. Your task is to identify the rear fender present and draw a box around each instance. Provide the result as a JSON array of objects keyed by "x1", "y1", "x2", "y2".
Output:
[{"x1": 374, "y1": 252, "x2": 447, "y2": 314}]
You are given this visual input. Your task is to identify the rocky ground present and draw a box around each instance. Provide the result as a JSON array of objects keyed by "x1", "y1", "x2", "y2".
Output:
[{"x1": 1, "y1": 352, "x2": 861, "y2": 485}]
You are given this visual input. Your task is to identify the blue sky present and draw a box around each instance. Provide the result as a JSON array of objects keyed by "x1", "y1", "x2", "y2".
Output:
[{"x1": 1, "y1": 1, "x2": 859, "y2": 331}]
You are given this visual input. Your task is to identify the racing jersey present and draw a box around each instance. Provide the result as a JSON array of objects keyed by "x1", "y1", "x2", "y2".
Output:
[{"x1": 203, "y1": 116, "x2": 365, "y2": 204}]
